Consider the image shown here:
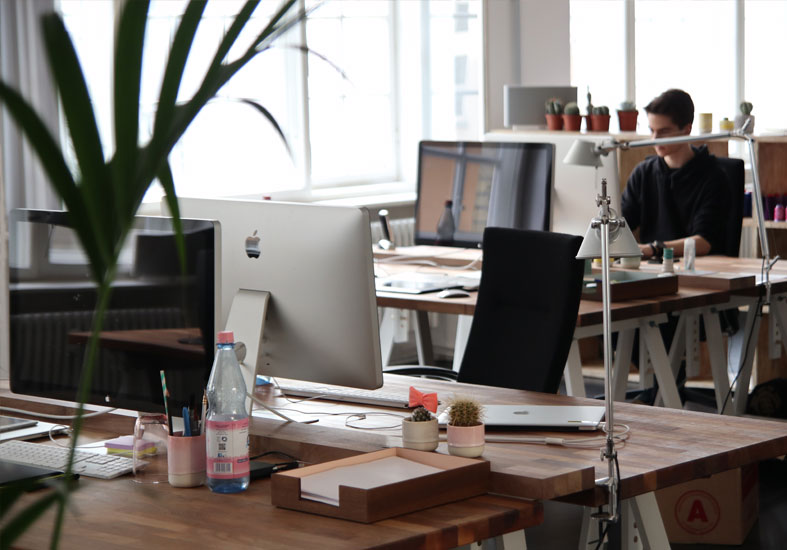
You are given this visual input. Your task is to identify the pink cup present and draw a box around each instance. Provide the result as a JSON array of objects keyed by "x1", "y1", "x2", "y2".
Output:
[{"x1": 167, "y1": 433, "x2": 206, "y2": 487}]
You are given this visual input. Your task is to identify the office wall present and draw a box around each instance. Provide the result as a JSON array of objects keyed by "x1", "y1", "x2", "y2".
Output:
[{"x1": 483, "y1": 0, "x2": 571, "y2": 132}]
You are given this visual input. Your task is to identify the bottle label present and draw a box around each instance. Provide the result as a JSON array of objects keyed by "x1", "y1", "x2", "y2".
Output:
[{"x1": 206, "y1": 418, "x2": 250, "y2": 479}]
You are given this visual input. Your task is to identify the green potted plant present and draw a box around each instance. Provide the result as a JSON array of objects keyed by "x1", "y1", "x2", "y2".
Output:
[
  {"x1": 544, "y1": 98, "x2": 564, "y2": 131},
  {"x1": 735, "y1": 101, "x2": 754, "y2": 134},
  {"x1": 617, "y1": 101, "x2": 638, "y2": 132},
  {"x1": 402, "y1": 406, "x2": 439, "y2": 451},
  {"x1": 445, "y1": 396, "x2": 485, "y2": 458},
  {"x1": 562, "y1": 102, "x2": 582, "y2": 131},
  {"x1": 590, "y1": 105, "x2": 611, "y2": 132},
  {"x1": 0, "y1": 0, "x2": 309, "y2": 546},
  {"x1": 584, "y1": 87, "x2": 594, "y2": 131}
]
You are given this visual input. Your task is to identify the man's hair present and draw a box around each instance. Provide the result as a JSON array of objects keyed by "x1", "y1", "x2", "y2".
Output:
[{"x1": 644, "y1": 89, "x2": 694, "y2": 128}]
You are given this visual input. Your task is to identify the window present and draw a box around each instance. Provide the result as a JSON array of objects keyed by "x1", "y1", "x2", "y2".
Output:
[
  {"x1": 569, "y1": 0, "x2": 786, "y2": 135},
  {"x1": 55, "y1": 0, "x2": 484, "y2": 204}
]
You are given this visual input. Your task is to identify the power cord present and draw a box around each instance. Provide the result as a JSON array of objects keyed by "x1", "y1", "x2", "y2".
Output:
[{"x1": 720, "y1": 294, "x2": 763, "y2": 414}]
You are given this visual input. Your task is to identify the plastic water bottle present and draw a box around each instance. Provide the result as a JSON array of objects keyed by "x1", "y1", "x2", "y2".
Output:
[{"x1": 205, "y1": 331, "x2": 250, "y2": 493}]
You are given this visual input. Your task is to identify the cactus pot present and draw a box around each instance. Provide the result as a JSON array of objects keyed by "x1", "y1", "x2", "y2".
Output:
[
  {"x1": 734, "y1": 114, "x2": 754, "y2": 134},
  {"x1": 545, "y1": 114, "x2": 564, "y2": 131},
  {"x1": 446, "y1": 424, "x2": 485, "y2": 458},
  {"x1": 402, "y1": 418, "x2": 439, "y2": 451},
  {"x1": 617, "y1": 110, "x2": 638, "y2": 132},
  {"x1": 562, "y1": 114, "x2": 582, "y2": 131},
  {"x1": 590, "y1": 114, "x2": 611, "y2": 132}
]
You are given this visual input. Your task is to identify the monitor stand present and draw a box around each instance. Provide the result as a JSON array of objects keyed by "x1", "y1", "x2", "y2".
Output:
[{"x1": 224, "y1": 289, "x2": 302, "y2": 423}]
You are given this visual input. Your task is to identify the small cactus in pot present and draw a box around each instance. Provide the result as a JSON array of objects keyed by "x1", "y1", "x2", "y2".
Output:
[
  {"x1": 735, "y1": 101, "x2": 754, "y2": 134},
  {"x1": 590, "y1": 105, "x2": 611, "y2": 132},
  {"x1": 445, "y1": 396, "x2": 485, "y2": 457},
  {"x1": 617, "y1": 101, "x2": 638, "y2": 132},
  {"x1": 545, "y1": 98, "x2": 565, "y2": 130},
  {"x1": 563, "y1": 102, "x2": 582, "y2": 131},
  {"x1": 402, "y1": 406, "x2": 438, "y2": 451}
]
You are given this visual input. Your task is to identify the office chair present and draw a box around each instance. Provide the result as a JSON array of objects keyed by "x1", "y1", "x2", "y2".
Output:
[
  {"x1": 385, "y1": 227, "x2": 585, "y2": 394},
  {"x1": 715, "y1": 156, "x2": 745, "y2": 257}
]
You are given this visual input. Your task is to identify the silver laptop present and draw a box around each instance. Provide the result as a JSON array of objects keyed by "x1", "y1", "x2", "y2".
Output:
[
  {"x1": 438, "y1": 405, "x2": 605, "y2": 431},
  {"x1": 375, "y1": 272, "x2": 480, "y2": 295}
]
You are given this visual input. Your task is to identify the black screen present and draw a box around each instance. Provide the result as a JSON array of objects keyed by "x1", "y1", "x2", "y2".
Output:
[
  {"x1": 414, "y1": 141, "x2": 554, "y2": 248},
  {"x1": 8, "y1": 209, "x2": 215, "y2": 414}
]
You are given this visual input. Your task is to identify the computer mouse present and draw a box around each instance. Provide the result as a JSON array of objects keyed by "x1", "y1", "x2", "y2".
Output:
[{"x1": 438, "y1": 288, "x2": 471, "y2": 299}]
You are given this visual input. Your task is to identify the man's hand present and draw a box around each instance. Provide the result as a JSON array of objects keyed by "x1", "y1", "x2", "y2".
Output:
[{"x1": 639, "y1": 243, "x2": 654, "y2": 259}]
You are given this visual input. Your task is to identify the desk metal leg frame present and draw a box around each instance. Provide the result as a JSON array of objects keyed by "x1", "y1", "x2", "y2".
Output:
[
  {"x1": 379, "y1": 308, "x2": 435, "y2": 367},
  {"x1": 564, "y1": 315, "x2": 669, "y2": 401},
  {"x1": 456, "y1": 530, "x2": 527, "y2": 550},
  {"x1": 580, "y1": 493, "x2": 669, "y2": 550}
]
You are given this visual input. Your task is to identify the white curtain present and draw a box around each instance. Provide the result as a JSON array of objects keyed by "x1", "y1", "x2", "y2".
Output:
[{"x1": 0, "y1": 0, "x2": 61, "y2": 212}]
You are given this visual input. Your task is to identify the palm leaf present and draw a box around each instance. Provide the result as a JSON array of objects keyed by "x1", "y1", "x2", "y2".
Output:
[
  {"x1": 236, "y1": 98, "x2": 291, "y2": 157},
  {"x1": 157, "y1": 160, "x2": 187, "y2": 274},
  {"x1": 0, "y1": 490, "x2": 61, "y2": 550}
]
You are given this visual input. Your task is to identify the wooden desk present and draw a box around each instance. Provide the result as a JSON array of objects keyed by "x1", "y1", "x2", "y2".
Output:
[{"x1": 0, "y1": 389, "x2": 542, "y2": 550}]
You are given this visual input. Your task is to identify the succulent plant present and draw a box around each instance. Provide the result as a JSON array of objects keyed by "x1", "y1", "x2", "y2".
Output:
[
  {"x1": 446, "y1": 396, "x2": 483, "y2": 427},
  {"x1": 410, "y1": 406, "x2": 433, "y2": 422},
  {"x1": 586, "y1": 87, "x2": 593, "y2": 114},
  {"x1": 740, "y1": 101, "x2": 753, "y2": 115},
  {"x1": 619, "y1": 101, "x2": 636, "y2": 112},
  {"x1": 545, "y1": 98, "x2": 564, "y2": 115},
  {"x1": 564, "y1": 102, "x2": 580, "y2": 115},
  {"x1": 592, "y1": 105, "x2": 610, "y2": 116}
]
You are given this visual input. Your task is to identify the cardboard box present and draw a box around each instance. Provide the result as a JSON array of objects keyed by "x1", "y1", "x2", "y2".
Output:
[{"x1": 656, "y1": 464, "x2": 759, "y2": 545}]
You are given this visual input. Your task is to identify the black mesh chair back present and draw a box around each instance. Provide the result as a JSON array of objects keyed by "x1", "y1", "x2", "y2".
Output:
[
  {"x1": 715, "y1": 156, "x2": 745, "y2": 257},
  {"x1": 456, "y1": 227, "x2": 585, "y2": 393}
]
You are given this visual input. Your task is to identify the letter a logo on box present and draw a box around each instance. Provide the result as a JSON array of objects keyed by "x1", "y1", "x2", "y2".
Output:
[{"x1": 675, "y1": 490, "x2": 721, "y2": 535}]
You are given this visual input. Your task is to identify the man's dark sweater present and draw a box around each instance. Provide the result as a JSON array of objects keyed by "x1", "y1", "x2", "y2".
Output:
[{"x1": 621, "y1": 145, "x2": 729, "y2": 254}]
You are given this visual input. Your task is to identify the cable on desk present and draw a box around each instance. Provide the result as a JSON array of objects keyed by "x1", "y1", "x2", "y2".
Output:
[{"x1": 0, "y1": 404, "x2": 118, "y2": 421}]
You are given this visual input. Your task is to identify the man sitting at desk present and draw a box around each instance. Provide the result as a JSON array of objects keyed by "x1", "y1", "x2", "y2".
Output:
[{"x1": 621, "y1": 88, "x2": 730, "y2": 260}]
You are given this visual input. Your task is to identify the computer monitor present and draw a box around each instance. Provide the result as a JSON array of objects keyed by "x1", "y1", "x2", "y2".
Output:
[
  {"x1": 7, "y1": 209, "x2": 218, "y2": 414},
  {"x1": 178, "y1": 198, "x2": 383, "y2": 397},
  {"x1": 414, "y1": 141, "x2": 554, "y2": 248}
]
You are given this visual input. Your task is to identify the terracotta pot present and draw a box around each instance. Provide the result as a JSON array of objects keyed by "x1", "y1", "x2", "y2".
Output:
[
  {"x1": 617, "y1": 110, "x2": 638, "y2": 132},
  {"x1": 590, "y1": 114, "x2": 610, "y2": 132},
  {"x1": 545, "y1": 114, "x2": 564, "y2": 131},
  {"x1": 562, "y1": 114, "x2": 582, "y2": 132},
  {"x1": 402, "y1": 418, "x2": 439, "y2": 451},
  {"x1": 446, "y1": 424, "x2": 485, "y2": 457},
  {"x1": 584, "y1": 114, "x2": 593, "y2": 131}
]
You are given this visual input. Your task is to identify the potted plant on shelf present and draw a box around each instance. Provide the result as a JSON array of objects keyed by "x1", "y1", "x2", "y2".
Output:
[
  {"x1": 402, "y1": 406, "x2": 439, "y2": 451},
  {"x1": 735, "y1": 101, "x2": 755, "y2": 134},
  {"x1": 590, "y1": 105, "x2": 611, "y2": 132},
  {"x1": 445, "y1": 396, "x2": 485, "y2": 458},
  {"x1": 584, "y1": 87, "x2": 594, "y2": 130},
  {"x1": 545, "y1": 98, "x2": 564, "y2": 130},
  {"x1": 563, "y1": 102, "x2": 582, "y2": 131},
  {"x1": 617, "y1": 101, "x2": 638, "y2": 132},
  {"x1": 0, "y1": 1, "x2": 310, "y2": 546}
]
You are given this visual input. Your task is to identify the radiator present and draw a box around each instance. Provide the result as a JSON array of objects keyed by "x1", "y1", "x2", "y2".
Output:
[
  {"x1": 370, "y1": 217, "x2": 415, "y2": 247},
  {"x1": 10, "y1": 307, "x2": 184, "y2": 391}
]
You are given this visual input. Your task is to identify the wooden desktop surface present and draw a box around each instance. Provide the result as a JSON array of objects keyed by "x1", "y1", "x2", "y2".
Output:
[
  {"x1": 246, "y1": 376, "x2": 787, "y2": 506},
  {"x1": 0, "y1": 387, "x2": 541, "y2": 550}
]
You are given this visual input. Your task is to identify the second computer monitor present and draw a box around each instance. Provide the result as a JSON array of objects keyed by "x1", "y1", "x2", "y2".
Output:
[
  {"x1": 414, "y1": 141, "x2": 554, "y2": 248},
  {"x1": 178, "y1": 198, "x2": 383, "y2": 391}
]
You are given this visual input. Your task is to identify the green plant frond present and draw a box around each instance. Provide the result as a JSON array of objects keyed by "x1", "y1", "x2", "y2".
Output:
[
  {"x1": 40, "y1": 14, "x2": 111, "y2": 237},
  {"x1": 206, "y1": 0, "x2": 261, "y2": 79},
  {"x1": 283, "y1": 44, "x2": 350, "y2": 83},
  {"x1": 0, "y1": 82, "x2": 109, "y2": 280},
  {"x1": 236, "y1": 98, "x2": 291, "y2": 157},
  {"x1": 152, "y1": 0, "x2": 207, "y2": 140},
  {"x1": 112, "y1": 0, "x2": 149, "y2": 217},
  {"x1": 0, "y1": 490, "x2": 60, "y2": 550},
  {"x1": 251, "y1": 0, "x2": 316, "y2": 54},
  {"x1": 156, "y1": 160, "x2": 187, "y2": 275}
]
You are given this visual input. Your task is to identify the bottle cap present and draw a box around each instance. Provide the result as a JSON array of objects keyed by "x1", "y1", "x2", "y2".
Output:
[{"x1": 217, "y1": 331, "x2": 235, "y2": 344}]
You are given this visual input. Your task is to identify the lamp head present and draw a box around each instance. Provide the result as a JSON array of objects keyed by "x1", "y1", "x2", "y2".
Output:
[{"x1": 563, "y1": 139, "x2": 605, "y2": 167}]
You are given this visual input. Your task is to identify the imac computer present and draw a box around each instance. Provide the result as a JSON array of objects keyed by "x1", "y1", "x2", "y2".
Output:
[
  {"x1": 414, "y1": 141, "x2": 554, "y2": 248},
  {"x1": 7, "y1": 209, "x2": 218, "y2": 414},
  {"x1": 178, "y1": 198, "x2": 383, "y2": 407}
]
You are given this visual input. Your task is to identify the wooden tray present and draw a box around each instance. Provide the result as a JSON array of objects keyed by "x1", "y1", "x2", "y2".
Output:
[
  {"x1": 583, "y1": 271, "x2": 678, "y2": 301},
  {"x1": 271, "y1": 447, "x2": 490, "y2": 523}
]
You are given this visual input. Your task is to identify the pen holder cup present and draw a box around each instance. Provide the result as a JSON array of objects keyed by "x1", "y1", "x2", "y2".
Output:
[{"x1": 167, "y1": 433, "x2": 206, "y2": 488}]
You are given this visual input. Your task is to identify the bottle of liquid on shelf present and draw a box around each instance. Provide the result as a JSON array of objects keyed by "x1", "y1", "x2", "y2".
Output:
[
  {"x1": 436, "y1": 200, "x2": 455, "y2": 244},
  {"x1": 205, "y1": 331, "x2": 250, "y2": 493}
]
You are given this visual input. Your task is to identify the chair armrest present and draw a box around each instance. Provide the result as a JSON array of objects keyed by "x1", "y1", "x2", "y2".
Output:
[{"x1": 383, "y1": 365, "x2": 459, "y2": 381}]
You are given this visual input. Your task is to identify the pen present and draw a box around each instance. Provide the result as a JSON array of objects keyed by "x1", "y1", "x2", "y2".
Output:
[
  {"x1": 160, "y1": 370, "x2": 173, "y2": 436},
  {"x1": 200, "y1": 391, "x2": 207, "y2": 436},
  {"x1": 182, "y1": 406, "x2": 192, "y2": 437}
]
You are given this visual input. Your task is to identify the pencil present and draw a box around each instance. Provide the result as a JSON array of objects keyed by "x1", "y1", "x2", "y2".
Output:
[{"x1": 160, "y1": 370, "x2": 173, "y2": 436}]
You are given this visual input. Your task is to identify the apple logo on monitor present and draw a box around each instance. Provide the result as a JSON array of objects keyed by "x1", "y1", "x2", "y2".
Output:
[{"x1": 245, "y1": 230, "x2": 261, "y2": 259}]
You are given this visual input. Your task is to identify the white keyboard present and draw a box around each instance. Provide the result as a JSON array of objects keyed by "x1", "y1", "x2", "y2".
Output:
[
  {"x1": 277, "y1": 384, "x2": 412, "y2": 408},
  {"x1": 0, "y1": 440, "x2": 137, "y2": 480}
]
